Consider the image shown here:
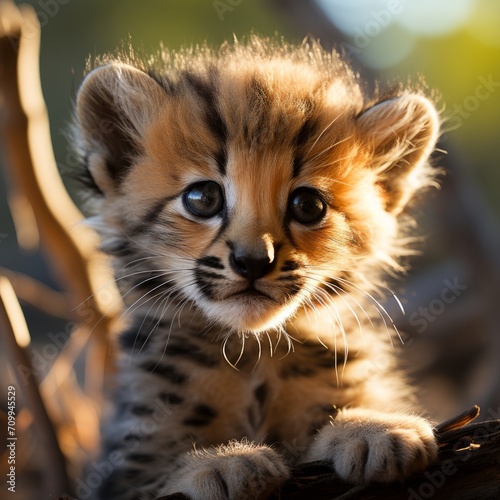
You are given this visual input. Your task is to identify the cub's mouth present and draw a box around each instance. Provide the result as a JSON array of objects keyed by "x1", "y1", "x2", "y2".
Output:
[
  {"x1": 231, "y1": 288, "x2": 274, "y2": 300},
  {"x1": 192, "y1": 251, "x2": 307, "y2": 332},
  {"x1": 193, "y1": 278, "x2": 306, "y2": 334}
]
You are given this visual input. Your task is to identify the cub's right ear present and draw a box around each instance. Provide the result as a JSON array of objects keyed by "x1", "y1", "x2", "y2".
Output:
[{"x1": 75, "y1": 63, "x2": 167, "y2": 193}]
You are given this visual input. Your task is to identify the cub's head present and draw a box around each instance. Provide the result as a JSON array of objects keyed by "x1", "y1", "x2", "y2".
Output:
[{"x1": 73, "y1": 38, "x2": 439, "y2": 334}]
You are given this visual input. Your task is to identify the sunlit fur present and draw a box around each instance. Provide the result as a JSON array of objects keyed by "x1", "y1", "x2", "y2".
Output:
[{"x1": 73, "y1": 36, "x2": 441, "y2": 499}]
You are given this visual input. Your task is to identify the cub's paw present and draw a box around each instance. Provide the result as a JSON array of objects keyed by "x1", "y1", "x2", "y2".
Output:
[
  {"x1": 160, "y1": 441, "x2": 289, "y2": 500},
  {"x1": 306, "y1": 409, "x2": 438, "y2": 484}
]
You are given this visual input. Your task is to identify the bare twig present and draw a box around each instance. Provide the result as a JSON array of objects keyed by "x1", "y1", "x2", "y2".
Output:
[
  {"x1": 0, "y1": 0, "x2": 120, "y2": 392},
  {"x1": 0, "y1": 276, "x2": 70, "y2": 496},
  {"x1": 0, "y1": 1, "x2": 123, "y2": 490},
  {"x1": 0, "y1": 267, "x2": 72, "y2": 319}
]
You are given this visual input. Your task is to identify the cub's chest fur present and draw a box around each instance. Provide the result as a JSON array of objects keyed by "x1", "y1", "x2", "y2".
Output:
[{"x1": 73, "y1": 36, "x2": 440, "y2": 500}]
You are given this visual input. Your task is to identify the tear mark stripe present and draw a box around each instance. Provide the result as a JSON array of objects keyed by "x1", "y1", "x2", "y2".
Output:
[{"x1": 197, "y1": 256, "x2": 225, "y2": 269}]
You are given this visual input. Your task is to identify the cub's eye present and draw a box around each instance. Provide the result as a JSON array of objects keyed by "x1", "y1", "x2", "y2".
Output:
[
  {"x1": 289, "y1": 188, "x2": 326, "y2": 224},
  {"x1": 184, "y1": 181, "x2": 224, "y2": 218}
]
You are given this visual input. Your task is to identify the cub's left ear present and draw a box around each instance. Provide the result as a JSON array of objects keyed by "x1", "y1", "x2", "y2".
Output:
[
  {"x1": 75, "y1": 63, "x2": 168, "y2": 194},
  {"x1": 357, "y1": 93, "x2": 440, "y2": 214}
]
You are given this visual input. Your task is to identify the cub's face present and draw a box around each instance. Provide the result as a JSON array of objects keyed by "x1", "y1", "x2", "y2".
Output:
[{"x1": 75, "y1": 51, "x2": 439, "y2": 334}]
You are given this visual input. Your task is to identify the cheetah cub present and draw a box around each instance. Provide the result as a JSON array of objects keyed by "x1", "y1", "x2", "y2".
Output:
[{"x1": 73, "y1": 36, "x2": 440, "y2": 499}]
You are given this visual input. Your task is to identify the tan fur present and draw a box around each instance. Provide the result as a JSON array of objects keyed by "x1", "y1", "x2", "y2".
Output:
[{"x1": 72, "y1": 36, "x2": 441, "y2": 499}]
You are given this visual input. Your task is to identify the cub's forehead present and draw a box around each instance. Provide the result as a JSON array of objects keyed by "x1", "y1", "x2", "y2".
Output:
[{"x1": 138, "y1": 60, "x2": 363, "y2": 188}]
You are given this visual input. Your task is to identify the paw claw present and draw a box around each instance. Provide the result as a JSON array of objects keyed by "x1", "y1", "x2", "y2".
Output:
[{"x1": 307, "y1": 410, "x2": 438, "y2": 484}]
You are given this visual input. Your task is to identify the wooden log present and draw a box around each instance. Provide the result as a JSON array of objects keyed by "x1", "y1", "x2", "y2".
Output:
[{"x1": 151, "y1": 407, "x2": 500, "y2": 500}]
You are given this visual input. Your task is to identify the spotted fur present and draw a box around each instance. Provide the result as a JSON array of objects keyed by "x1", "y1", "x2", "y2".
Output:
[{"x1": 72, "y1": 36, "x2": 440, "y2": 499}]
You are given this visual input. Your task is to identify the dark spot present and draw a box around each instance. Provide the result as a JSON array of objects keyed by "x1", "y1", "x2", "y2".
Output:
[
  {"x1": 122, "y1": 468, "x2": 157, "y2": 486},
  {"x1": 131, "y1": 405, "x2": 154, "y2": 416},
  {"x1": 292, "y1": 116, "x2": 319, "y2": 177},
  {"x1": 300, "y1": 342, "x2": 340, "y2": 369},
  {"x1": 119, "y1": 328, "x2": 150, "y2": 353},
  {"x1": 278, "y1": 275, "x2": 298, "y2": 282},
  {"x1": 158, "y1": 392, "x2": 184, "y2": 405},
  {"x1": 266, "y1": 429, "x2": 281, "y2": 446},
  {"x1": 254, "y1": 383, "x2": 268, "y2": 409},
  {"x1": 127, "y1": 453, "x2": 156, "y2": 464},
  {"x1": 140, "y1": 362, "x2": 188, "y2": 385},
  {"x1": 214, "y1": 468, "x2": 230, "y2": 499},
  {"x1": 242, "y1": 456, "x2": 260, "y2": 476},
  {"x1": 323, "y1": 277, "x2": 346, "y2": 294},
  {"x1": 280, "y1": 260, "x2": 301, "y2": 272},
  {"x1": 195, "y1": 403, "x2": 217, "y2": 418},
  {"x1": 132, "y1": 274, "x2": 172, "y2": 292},
  {"x1": 183, "y1": 404, "x2": 217, "y2": 426},
  {"x1": 167, "y1": 342, "x2": 218, "y2": 367},
  {"x1": 280, "y1": 363, "x2": 316, "y2": 379},
  {"x1": 122, "y1": 433, "x2": 151, "y2": 443},
  {"x1": 286, "y1": 283, "x2": 303, "y2": 296},
  {"x1": 118, "y1": 317, "x2": 171, "y2": 353}
]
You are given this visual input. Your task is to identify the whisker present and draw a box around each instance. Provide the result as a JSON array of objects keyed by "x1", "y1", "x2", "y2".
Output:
[
  {"x1": 308, "y1": 145, "x2": 353, "y2": 168},
  {"x1": 305, "y1": 110, "x2": 348, "y2": 157},
  {"x1": 134, "y1": 283, "x2": 188, "y2": 356},
  {"x1": 129, "y1": 289, "x2": 173, "y2": 357},
  {"x1": 265, "y1": 331, "x2": 274, "y2": 358},
  {"x1": 251, "y1": 335, "x2": 263, "y2": 374},
  {"x1": 309, "y1": 285, "x2": 349, "y2": 384},
  {"x1": 308, "y1": 276, "x2": 365, "y2": 337},
  {"x1": 116, "y1": 275, "x2": 179, "y2": 326},
  {"x1": 151, "y1": 290, "x2": 196, "y2": 369},
  {"x1": 222, "y1": 334, "x2": 244, "y2": 371},
  {"x1": 335, "y1": 276, "x2": 404, "y2": 346}
]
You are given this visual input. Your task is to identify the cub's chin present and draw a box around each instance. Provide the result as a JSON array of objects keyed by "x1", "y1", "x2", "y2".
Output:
[{"x1": 197, "y1": 292, "x2": 302, "y2": 334}]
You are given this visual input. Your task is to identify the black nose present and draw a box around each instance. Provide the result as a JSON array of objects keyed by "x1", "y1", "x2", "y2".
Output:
[{"x1": 230, "y1": 249, "x2": 276, "y2": 281}]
